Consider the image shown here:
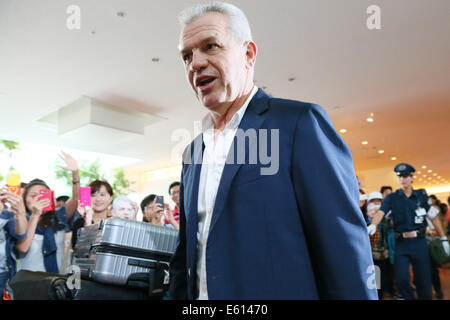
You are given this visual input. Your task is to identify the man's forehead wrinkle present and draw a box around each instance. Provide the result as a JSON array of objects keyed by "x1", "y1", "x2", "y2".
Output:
[{"x1": 180, "y1": 23, "x2": 224, "y2": 52}]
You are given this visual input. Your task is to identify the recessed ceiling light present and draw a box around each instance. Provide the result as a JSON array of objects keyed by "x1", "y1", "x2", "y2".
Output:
[
  {"x1": 339, "y1": 129, "x2": 347, "y2": 133},
  {"x1": 428, "y1": 170, "x2": 432, "y2": 173},
  {"x1": 417, "y1": 171, "x2": 422, "y2": 174},
  {"x1": 378, "y1": 150, "x2": 384, "y2": 154},
  {"x1": 391, "y1": 157, "x2": 397, "y2": 161},
  {"x1": 367, "y1": 117, "x2": 374, "y2": 123},
  {"x1": 362, "y1": 141, "x2": 368, "y2": 145},
  {"x1": 423, "y1": 175, "x2": 427, "y2": 177},
  {"x1": 433, "y1": 173, "x2": 437, "y2": 176},
  {"x1": 422, "y1": 165, "x2": 427, "y2": 169}
]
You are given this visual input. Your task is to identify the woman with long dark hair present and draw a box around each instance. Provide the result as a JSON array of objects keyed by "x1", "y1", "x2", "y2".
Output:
[{"x1": 16, "y1": 152, "x2": 80, "y2": 274}]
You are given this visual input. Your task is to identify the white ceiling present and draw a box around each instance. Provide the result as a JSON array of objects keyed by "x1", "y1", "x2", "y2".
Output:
[{"x1": 0, "y1": 0, "x2": 449, "y2": 189}]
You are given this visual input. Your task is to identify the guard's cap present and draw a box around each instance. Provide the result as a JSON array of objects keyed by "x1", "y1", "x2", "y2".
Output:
[{"x1": 394, "y1": 163, "x2": 415, "y2": 177}]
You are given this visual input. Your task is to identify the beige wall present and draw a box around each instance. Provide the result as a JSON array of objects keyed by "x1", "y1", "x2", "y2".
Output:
[{"x1": 357, "y1": 166, "x2": 398, "y2": 194}]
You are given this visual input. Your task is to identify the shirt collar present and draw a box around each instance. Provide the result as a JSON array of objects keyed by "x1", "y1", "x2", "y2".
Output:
[{"x1": 201, "y1": 86, "x2": 258, "y2": 133}]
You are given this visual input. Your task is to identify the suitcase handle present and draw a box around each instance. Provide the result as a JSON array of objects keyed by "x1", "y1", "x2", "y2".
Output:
[{"x1": 128, "y1": 259, "x2": 159, "y2": 269}]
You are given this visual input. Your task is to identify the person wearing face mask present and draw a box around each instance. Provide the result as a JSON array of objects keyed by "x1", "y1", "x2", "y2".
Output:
[
  {"x1": 366, "y1": 192, "x2": 389, "y2": 299},
  {"x1": 368, "y1": 163, "x2": 449, "y2": 300}
]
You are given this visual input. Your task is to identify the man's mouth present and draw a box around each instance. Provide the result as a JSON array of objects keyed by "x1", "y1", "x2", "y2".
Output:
[{"x1": 195, "y1": 76, "x2": 216, "y2": 90}]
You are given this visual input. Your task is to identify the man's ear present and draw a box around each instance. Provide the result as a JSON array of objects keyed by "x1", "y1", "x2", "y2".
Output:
[{"x1": 245, "y1": 40, "x2": 257, "y2": 68}]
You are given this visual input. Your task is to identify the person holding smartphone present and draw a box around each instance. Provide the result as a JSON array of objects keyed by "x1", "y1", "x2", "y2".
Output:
[
  {"x1": 15, "y1": 152, "x2": 80, "y2": 274},
  {"x1": 0, "y1": 188, "x2": 28, "y2": 295},
  {"x1": 140, "y1": 194, "x2": 179, "y2": 230}
]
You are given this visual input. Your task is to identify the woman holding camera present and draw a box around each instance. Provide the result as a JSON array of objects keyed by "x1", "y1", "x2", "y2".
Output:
[{"x1": 16, "y1": 152, "x2": 80, "y2": 274}]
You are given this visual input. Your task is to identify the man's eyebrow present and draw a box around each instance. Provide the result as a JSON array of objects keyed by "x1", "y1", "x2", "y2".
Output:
[{"x1": 180, "y1": 36, "x2": 220, "y2": 55}]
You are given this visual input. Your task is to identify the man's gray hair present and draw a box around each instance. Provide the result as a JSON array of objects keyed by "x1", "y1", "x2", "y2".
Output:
[
  {"x1": 112, "y1": 196, "x2": 132, "y2": 210},
  {"x1": 178, "y1": 2, "x2": 253, "y2": 44}
]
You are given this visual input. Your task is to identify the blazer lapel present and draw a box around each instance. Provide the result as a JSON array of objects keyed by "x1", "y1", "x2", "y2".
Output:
[{"x1": 208, "y1": 89, "x2": 270, "y2": 235}]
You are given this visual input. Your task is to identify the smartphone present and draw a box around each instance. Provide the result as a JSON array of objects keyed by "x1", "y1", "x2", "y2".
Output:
[
  {"x1": 38, "y1": 189, "x2": 56, "y2": 212},
  {"x1": 79, "y1": 186, "x2": 92, "y2": 207},
  {"x1": 6, "y1": 173, "x2": 21, "y2": 195},
  {"x1": 156, "y1": 195, "x2": 164, "y2": 210}
]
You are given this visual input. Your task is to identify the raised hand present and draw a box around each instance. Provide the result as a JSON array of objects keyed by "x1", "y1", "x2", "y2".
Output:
[
  {"x1": 30, "y1": 197, "x2": 50, "y2": 217},
  {"x1": 163, "y1": 203, "x2": 174, "y2": 223},
  {"x1": 0, "y1": 191, "x2": 26, "y2": 217},
  {"x1": 58, "y1": 151, "x2": 79, "y2": 172}
]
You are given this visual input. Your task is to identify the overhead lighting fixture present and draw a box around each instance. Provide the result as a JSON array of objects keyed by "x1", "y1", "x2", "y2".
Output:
[
  {"x1": 428, "y1": 170, "x2": 432, "y2": 173},
  {"x1": 422, "y1": 165, "x2": 427, "y2": 169},
  {"x1": 339, "y1": 129, "x2": 347, "y2": 133},
  {"x1": 362, "y1": 141, "x2": 368, "y2": 145},
  {"x1": 423, "y1": 175, "x2": 427, "y2": 178},
  {"x1": 417, "y1": 171, "x2": 422, "y2": 174},
  {"x1": 378, "y1": 150, "x2": 384, "y2": 154},
  {"x1": 366, "y1": 117, "x2": 374, "y2": 123},
  {"x1": 391, "y1": 157, "x2": 397, "y2": 161},
  {"x1": 433, "y1": 173, "x2": 437, "y2": 176}
]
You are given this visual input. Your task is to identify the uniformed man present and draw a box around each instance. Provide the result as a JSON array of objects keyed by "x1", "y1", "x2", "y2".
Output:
[{"x1": 368, "y1": 163, "x2": 450, "y2": 300}]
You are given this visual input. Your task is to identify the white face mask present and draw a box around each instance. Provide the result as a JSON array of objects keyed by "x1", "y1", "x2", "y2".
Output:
[{"x1": 367, "y1": 203, "x2": 381, "y2": 217}]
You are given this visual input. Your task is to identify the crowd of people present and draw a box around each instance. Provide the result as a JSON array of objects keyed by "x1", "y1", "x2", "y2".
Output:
[
  {"x1": 359, "y1": 183, "x2": 450, "y2": 300},
  {"x1": 1, "y1": 151, "x2": 449, "y2": 300},
  {"x1": 0, "y1": 152, "x2": 181, "y2": 296}
]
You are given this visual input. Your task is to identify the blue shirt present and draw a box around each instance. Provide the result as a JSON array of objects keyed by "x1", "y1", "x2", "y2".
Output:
[
  {"x1": 379, "y1": 189, "x2": 430, "y2": 233},
  {"x1": 0, "y1": 209, "x2": 27, "y2": 277}
]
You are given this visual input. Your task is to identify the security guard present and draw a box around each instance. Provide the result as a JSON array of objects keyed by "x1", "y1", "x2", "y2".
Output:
[{"x1": 367, "y1": 163, "x2": 449, "y2": 300}]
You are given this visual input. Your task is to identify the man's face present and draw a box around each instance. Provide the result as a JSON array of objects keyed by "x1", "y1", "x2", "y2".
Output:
[
  {"x1": 170, "y1": 185, "x2": 180, "y2": 206},
  {"x1": 398, "y1": 175, "x2": 413, "y2": 189},
  {"x1": 382, "y1": 189, "x2": 392, "y2": 198},
  {"x1": 179, "y1": 12, "x2": 250, "y2": 111},
  {"x1": 113, "y1": 201, "x2": 136, "y2": 220}
]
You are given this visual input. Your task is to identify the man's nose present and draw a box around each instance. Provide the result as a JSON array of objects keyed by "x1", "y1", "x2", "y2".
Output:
[{"x1": 189, "y1": 49, "x2": 208, "y2": 72}]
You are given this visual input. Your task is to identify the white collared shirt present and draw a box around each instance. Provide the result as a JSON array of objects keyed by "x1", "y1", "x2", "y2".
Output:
[{"x1": 196, "y1": 86, "x2": 258, "y2": 300}]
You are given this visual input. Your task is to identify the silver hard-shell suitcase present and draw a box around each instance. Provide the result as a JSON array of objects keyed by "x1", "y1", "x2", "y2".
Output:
[
  {"x1": 72, "y1": 217, "x2": 178, "y2": 291},
  {"x1": 94, "y1": 217, "x2": 178, "y2": 256},
  {"x1": 73, "y1": 223, "x2": 100, "y2": 258}
]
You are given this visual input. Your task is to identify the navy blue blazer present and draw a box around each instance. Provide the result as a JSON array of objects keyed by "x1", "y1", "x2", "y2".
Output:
[{"x1": 169, "y1": 89, "x2": 378, "y2": 300}]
